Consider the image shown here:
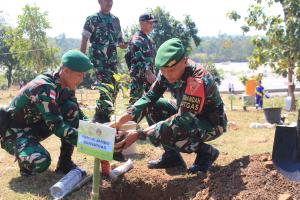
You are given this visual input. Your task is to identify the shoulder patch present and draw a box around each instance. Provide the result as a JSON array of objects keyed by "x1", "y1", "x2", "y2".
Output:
[{"x1": 179, "y1": 77, "x2": 205, "y2": 114}]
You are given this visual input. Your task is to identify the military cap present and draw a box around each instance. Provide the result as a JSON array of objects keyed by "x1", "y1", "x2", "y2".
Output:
[
  {"x1": 155, "y1": 38, "x2": 185, "y2": 70},
  {"x1": 139, "y1": 13, "x2": 157, "y2": 22},
  {"x1": 62, "y1": 50, "x2": 93, "y2": 72}
]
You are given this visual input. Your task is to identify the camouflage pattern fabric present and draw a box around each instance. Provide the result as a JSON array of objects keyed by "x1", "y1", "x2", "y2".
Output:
[
  {"x1": 128, "y1": 31, "x2": 155, "y2": 105},
  {"x1": 127, "y1": 60, "x2": 227, "y2": 153},
  {"x1": 1, "y1": 72, "x2": 84, "y2": 174},
  {"x1": 82, "y1": 12, "x2": 124, "y2": 122}
]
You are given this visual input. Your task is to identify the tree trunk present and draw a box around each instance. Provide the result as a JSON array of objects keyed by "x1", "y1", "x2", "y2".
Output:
[
  {"x1": 288, "y1": 57, "x2": 296, "y2": 111},
  {"x1": 6, "y1": 65, "x2": 13, "y2": 88}
]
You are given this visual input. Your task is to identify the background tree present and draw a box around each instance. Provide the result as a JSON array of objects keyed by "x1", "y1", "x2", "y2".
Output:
[
  {"x1": 228, "y1": 0, "x2": 300, "y2": 110},
  {"x1": 8, "y1": 4, "x2": 59, "y2": 74},
  {"x1": 0, "y1": 27, "x2": 20, "y2": 88},
  {"x1": 151, "y1": 7, "x2": 201, "y2": 53},
  {"x1": 0, "y1": 14, "x2": 20, "y2": 88}
]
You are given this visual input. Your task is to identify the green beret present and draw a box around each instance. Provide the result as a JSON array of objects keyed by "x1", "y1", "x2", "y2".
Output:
[
  {"x1": 155, "y1": 38, "x2": 185, "y2": 70},
  {"x1": 62, "y1": 50, "x2": 93, "y2": 72}
]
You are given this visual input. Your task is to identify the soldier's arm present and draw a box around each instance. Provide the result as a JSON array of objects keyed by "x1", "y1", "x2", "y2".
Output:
[
  {"x1": 80, "y1": 36, "x2": 89, "y2": 54},
  {"x1": 115, "y1": 17, "x2": 127, "y2": 49},
  {"x1": 112, "y1": 78, "x2": 166, "y2": 128},
  {"x1": 130, "y1": 40, "x2": 154, "y2": 84},
  {"x1": 35, "y1": 86, "x2": 78, "y2": 145},
  {"x1": 80, "y1": 16, "x2": 93, "y2": 54}
]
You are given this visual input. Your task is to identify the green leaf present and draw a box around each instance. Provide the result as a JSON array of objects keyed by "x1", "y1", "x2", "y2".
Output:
[{"x1": 113, "y1": 73, "x2": 121, "y2": 82}]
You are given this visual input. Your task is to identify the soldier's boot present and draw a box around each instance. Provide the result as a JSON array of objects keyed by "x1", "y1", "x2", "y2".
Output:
[
  {"x1": 188, "y1": 143, "x2": 219, "y2": 174},
  {"x1": 19, "y1": 162, "x2": 35, "y2": 177},
  {"x1": 113, "y1": 152, "x2": 126, "y2": 162},
  {"x1": 55, "y1": 140, "x2": 77, "y2": 174},
  {"x1": 148, "y1": 147, "x2": 186, "y2": 169}
]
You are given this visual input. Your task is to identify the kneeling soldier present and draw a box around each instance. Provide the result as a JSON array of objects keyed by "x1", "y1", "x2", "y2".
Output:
[
  {"x1": 0, "y1": 50, "x2": 93, "y2": 176},
  {"x1": 113, "y1": 38, "x2": 227, "y2": 173}
]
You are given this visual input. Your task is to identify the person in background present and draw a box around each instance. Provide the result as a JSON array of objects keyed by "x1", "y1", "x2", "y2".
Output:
[
  {"x1": 80, "y1": 0, "x2": 128, "y2": 163},
  {"x1": 255, "y1": 80, "x2": 267, "y2": 110},
  {"x1": 126, "y1": 13, "x2": 157, "y2": 105}
]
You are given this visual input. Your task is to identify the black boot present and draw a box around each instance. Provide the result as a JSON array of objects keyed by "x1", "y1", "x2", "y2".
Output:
[
  {"x1": 188, "y1": 143, "x2": 219, "y2": 174},
  {"x1": 113, "y1": 152, "x2": 126, "y2": 162},
  {"x1": 19, "y1": 161, "x2": 35, "y2": 177},
  {"x1": 55, "y1": 139, "x2": 77, "y2": 174},
  {"x1": 148, "y1": 147, "x2": 186, "y2": 169}
]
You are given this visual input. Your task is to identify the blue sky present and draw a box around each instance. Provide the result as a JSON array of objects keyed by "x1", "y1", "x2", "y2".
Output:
[{"x1": 0, "y1": 0, "x2": 282, "y2": 39}]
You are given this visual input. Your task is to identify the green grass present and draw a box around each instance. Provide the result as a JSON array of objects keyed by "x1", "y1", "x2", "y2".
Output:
[{"x1": 0, "y1": 89, "x2": 298, "y2": 199}]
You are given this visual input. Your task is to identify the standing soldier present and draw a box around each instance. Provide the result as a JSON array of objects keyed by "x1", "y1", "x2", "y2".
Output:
[
  {"x1": 80, "y1": 0, "x2": 127, "y2": 123},
  {"x1": 0, "y1": 50, "x2": 93, "y2": 176},
  {"x1": 80, "y1": 0, "x2": 127, "y2": 163},
  {"x1": 113, "y1": 38, "x2": 227, "y2": 174},
  {"x1": 127, "y1": 13, "x2": 157, "y2": 105}
]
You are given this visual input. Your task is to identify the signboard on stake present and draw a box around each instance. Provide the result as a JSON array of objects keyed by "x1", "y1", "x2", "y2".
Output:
[{"x1": 78, "y1": 120, "x2": 116, "y2": 161}]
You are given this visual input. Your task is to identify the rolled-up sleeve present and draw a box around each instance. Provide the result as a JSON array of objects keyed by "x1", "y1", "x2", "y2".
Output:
[{"x1": 82, "y1": 16, "x2": 93, "y2": 39}]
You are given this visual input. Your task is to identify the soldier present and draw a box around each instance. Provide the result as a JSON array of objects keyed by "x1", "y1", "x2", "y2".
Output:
[
  {"x1": 113, "y1": 38, "x2": 227, "y2": 173},
  {"x1": 0, "y1": 50, "x2": 93, "y2": 176},
  {"x1": 127, "y1": 13, "x2": 157, "y2": 105},
  {"x1": 80, "y1": 0, "x2": 127, "y2": 162},
  {"x1": 80, "y1": 0, "x2": 127, "y2": 124}
]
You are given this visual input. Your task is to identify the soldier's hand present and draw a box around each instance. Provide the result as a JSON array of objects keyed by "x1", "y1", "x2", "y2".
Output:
[
  {"x1": 145, "y1": 70, "x2": 156, "y2": 84},
  {"x1": 118, "y1": 42, "x2": 128, "y2": 49},
  {"x1": 114, "y1": 130, "x2": 129, "y2": 152},
  {"x1": 118, "y1": 130, "x2": 138, "y2": 150}
]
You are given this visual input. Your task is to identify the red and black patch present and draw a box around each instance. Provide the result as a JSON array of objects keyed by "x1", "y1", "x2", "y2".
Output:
[{"x1": 179, "y1": 77, "x2": 205, "y2": 114}]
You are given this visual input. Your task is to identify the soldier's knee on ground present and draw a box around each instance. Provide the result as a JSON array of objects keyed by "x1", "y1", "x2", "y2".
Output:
[{"x1": 19, "y1": 151, "x2": 51, "y2": 174}]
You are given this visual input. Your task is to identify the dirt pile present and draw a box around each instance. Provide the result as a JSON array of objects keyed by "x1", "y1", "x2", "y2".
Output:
[{"x1": 97, "y1": 153, "x2": 300, "y2": 200}]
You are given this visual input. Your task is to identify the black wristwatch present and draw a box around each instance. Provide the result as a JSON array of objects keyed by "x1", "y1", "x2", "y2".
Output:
[{"x1": 137, "y1": 129, "x2": 147, "y2": 140}]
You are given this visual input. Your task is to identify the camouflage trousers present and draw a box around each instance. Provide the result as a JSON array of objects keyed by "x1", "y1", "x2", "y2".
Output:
[
  {"x1": 136, "y1": 98, "x2": 227, "y2": 153},
  {"x1": 1, "y1": 100, "x2": 79, "y2": 174},
  {"x1": 94, "y1": 68, "x2": 119, "y2": 123},
  {"x1": 129, "y1": 82, "x2": 151, "y2": 105}
]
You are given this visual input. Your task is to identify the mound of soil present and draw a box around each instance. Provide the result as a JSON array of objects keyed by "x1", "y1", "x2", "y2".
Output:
[{"x1": 96, "y1": 153, "x2": 300, "y2": 200}]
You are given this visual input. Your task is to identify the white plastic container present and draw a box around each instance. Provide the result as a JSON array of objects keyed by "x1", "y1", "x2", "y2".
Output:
[
  {"x1": 50, "y1": 168, "x2": 86, "y2": 199},
  {"x1": 119, "y1": 121, "x2": 137, "y2": 155},
  {"x1": 109, "y1": 159, "x2": 133, "y2": 181},
  {"x1": 285, "y1": 96, "x2": 292, "y2": 111}
]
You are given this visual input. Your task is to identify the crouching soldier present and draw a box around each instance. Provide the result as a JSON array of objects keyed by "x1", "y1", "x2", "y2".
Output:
[
  {"x1": 0, "y1": 50, "x2": 93, "y2": 176},
  {"x1": 112, "y1": 38, "x2": 227, "y2": 174}
]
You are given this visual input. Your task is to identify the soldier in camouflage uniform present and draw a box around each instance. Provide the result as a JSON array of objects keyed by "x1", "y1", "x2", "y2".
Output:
[
  {"x1": 0, "y1": 50, "x2": 93, "y2": 176},
  {"x1": 127, "y1": 13, "x2": 157, "y2": 105},
  {"x1": 80, "y1": 0, "x2": 127, "y2": 123},
  {"x1": 113, "y1": 38, "x2": 227, "y2": 173}
]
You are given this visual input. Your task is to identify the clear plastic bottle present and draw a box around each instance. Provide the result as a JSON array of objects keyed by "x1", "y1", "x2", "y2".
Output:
[
  {"x1": 109, "y1": 159, "x2": 133, "y2": 181},
  {"x1": 50, "y1": 167, "x2": 86, "y2": 199}
]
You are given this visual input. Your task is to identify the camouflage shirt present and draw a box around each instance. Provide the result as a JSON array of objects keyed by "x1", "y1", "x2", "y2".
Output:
[
  {"x1": 6, "y1": 72, "x2": 83, "y2": 144},
  {"x1": 82, "y1": 12, "x2": 124, "y2": 71},
  {"x1": 129, "y1": 30, "x2": 155, "y2": 86},
  {"x1": 129, "y1": 60, "x2": 226, "y2": 130}
]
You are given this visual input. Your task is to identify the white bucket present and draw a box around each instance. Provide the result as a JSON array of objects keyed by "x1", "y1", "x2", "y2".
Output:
[
  {"x1": 119, "y1": 121, "x2": 137, "y2": 155},
  {"x1": 285, "y1": 96, "x2": 292, "y2": 111}
]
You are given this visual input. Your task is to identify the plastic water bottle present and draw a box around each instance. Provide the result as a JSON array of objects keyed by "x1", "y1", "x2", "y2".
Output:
[
  {"x1": 109, "y1": 159, "x2": 133, "y2": 181},
  {"x1": 50, "y1": 167, "x2": 86, "y2": 199}
]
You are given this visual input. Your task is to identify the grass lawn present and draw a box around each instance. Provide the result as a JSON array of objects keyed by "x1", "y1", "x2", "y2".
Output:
[{"x1": 0, "y1": 87, "x2": 298, "y2": 200}]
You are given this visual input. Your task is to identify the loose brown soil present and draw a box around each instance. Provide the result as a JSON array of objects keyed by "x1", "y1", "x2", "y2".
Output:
[{"x1": 93, "y1": 153, "x2": 300, "y2": 200}]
